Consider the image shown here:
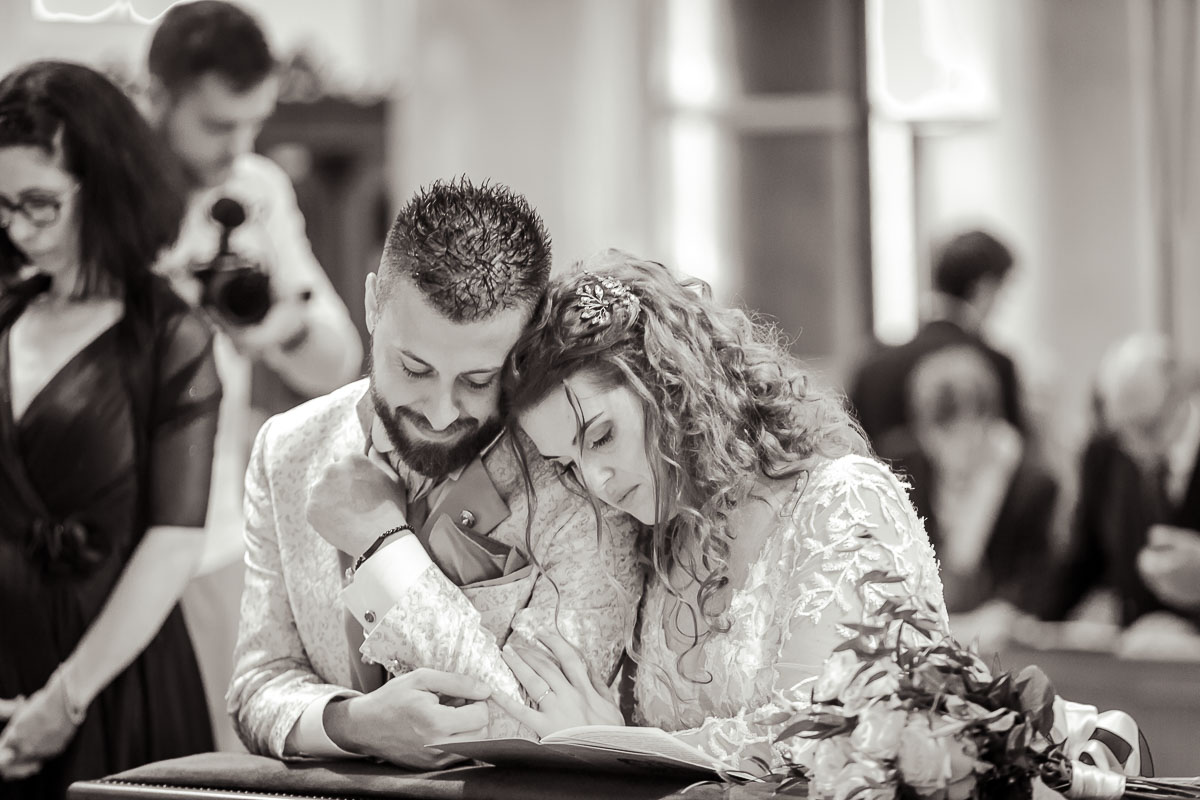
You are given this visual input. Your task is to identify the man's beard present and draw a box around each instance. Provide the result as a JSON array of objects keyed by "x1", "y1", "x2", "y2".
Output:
[{"x1": 369, "y1": 375, "x2": 502, "y2": 479}]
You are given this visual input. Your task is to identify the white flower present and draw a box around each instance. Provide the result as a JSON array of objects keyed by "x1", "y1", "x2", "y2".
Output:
[
  {"x1": 831, "y1": 755, "x2": 896, "y2": 800},
  {"x1": 850, "y1": 703, "x2": 908, "y2": 761},
  {"x1": 897, "y1": 714, "x2": 952, "y2": 791},
  {"x1": 811, "y1": 736, "x2": 855, "y2": 797},
  {"x1": 838, "y1": 660, "x2": 902, "y2": 715},
  {"x1": 813, "y1": 650, "x2": 861, "y2": 703}
]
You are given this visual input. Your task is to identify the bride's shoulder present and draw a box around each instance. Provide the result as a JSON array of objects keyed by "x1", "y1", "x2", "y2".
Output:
[{"x1": 803, "y1": 453, "x2": 910, "y2": 501}]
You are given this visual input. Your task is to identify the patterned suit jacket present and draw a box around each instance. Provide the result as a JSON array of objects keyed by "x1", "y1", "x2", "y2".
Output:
[{"x1": 227, "y1": 379, "x2": 642, "y2": 757}]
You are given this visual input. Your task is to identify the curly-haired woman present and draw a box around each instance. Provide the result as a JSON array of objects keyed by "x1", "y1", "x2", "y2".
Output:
[
  {"x1": 491, "y1": 250, "x2": 949, "y2": 770},
  {"x1": 0, "y1": 61, "x2": 220, "y2": 797}
]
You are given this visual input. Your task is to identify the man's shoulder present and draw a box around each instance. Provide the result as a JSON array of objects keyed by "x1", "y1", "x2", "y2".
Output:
[{"x1": 259, "y1": 379, "x2": 367, "y2": 458}]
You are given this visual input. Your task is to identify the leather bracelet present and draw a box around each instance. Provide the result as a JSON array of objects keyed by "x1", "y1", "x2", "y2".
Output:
[{"x1": 352, "y1": 525, "x2": 413, "y2": 574}]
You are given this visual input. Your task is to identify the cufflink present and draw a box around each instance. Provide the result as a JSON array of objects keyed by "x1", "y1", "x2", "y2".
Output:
[
  {"x1": 364, "y1": 610, "x2": 376, "y2": 624},
  {"x1": 459, "y1": 509, "x2": 476, "y2": 528}
]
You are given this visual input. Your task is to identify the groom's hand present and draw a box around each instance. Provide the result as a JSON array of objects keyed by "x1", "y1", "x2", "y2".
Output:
[
  {"x1": 307, "y1": 454, "x2": 408, "y2": 558},
  {"x1": 324, "y1": 669, "x2": 491, "y2": 769}
]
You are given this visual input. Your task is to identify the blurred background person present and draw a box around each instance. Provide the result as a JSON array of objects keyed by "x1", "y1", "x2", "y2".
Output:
[
  {"x1": 1046, "y1": 334, "x2": 1200, "y2": 654},
  {"x1": 850, "y1": 229, "x2": 1026, "y2": 448},
  {"x1": 877, "y1": 343, "x2": 1057, "y2": 653},
  {"x1": 1138, "y1": 526, "x2": 1200, "y2": 622},
  {"x1": 0, "y1": 60, "x2": 220, "y2": 798},
  {"x1": 143, "y1": 0, "x2": 363, "y2": 750}
]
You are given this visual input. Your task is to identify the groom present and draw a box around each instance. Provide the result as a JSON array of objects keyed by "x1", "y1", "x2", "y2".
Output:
[{"x1": 227, "y1": 178, "x2": 640, "y2": 768}]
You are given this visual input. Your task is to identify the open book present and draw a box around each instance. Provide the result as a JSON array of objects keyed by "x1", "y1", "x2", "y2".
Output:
[{"x1": 432, "y1": 725, "x2": 730, "y2": 776}]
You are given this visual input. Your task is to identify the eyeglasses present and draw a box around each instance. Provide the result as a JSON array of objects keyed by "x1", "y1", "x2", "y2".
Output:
[{"x1": 0, "y1": 185, "x2": 80, "y2": 230}]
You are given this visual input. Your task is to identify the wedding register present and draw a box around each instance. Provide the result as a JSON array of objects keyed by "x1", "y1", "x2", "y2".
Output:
[{"x1": 433, "y1": 726, "x2": 729, "y2": 776}]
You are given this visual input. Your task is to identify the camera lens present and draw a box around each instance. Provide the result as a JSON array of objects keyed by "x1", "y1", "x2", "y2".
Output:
[{"x1": 217, "y1": 271, "x2": 272, "y2": 325}]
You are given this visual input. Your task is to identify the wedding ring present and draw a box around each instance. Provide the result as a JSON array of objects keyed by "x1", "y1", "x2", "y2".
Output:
[{"x1": 533, "y1": 688, "x2": 551, "y2": 708}]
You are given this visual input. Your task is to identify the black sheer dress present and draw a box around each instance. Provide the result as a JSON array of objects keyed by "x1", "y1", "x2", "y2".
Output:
[{"x1": 0, "y1": 275, "x2": 221, "y2": 798}]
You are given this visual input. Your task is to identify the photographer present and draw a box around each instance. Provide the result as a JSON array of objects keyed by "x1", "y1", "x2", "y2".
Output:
[{"x1": 145, "y1": 0, "x2": 362, "y2": 750}]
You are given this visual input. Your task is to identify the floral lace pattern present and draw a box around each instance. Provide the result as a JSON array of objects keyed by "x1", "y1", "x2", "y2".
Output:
[
  {"x1": 633, "y1": 455, "x2": 948, "y2": 771},
  {"x1": 358, "y1": 470, "x2": 643, "y2": 739}
]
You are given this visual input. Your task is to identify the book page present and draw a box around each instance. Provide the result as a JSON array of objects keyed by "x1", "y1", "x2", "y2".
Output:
[
  {"x1": 432, "y1": 725, "x2": 730, "y2": 775},
  {"x1": 432, "y1": 737, "x2": 720, "y2": 776},
  {"x1": 545, "y1": 726, "x2": 722, "y2": 769}
]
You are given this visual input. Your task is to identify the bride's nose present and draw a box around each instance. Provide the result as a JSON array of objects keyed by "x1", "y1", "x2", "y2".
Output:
[{"x1": 580, "y1": 459, "x2": 614, "y2": 496}]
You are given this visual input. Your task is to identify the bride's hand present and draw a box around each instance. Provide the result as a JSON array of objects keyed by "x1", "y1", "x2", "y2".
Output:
[{"x1": 495, "y1": 632, "x2": 624, "y2": 737}]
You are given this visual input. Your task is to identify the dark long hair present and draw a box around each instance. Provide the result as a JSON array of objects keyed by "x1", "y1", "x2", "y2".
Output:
[
  {"x1": 0, "y1": 60, "x2": 186, "y2": 303},
  {"x1": 504, "y1": 251, "x2": 868, "y2": 662}
]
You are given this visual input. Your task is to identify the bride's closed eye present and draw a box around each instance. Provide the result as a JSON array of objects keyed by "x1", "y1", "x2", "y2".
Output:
[{"x1": 587, "y1": 426, "x2": 614, "y2": 450}]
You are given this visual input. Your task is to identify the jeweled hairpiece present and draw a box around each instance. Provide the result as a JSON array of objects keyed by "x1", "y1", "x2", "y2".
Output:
[{"x1": 575, "y1": 272, "x2": 639, "y2": 327}]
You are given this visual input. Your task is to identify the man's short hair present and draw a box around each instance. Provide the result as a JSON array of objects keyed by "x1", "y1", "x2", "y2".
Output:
[
  {"x1": 932, "y1": 229, "x2": 1014, "y2": 301},
  {"x1": 378, "y1": 177, "x2": 552, "y2": 323},
  {"x1": 148, "y1": 0, "x2": 275, "y2": 96}
]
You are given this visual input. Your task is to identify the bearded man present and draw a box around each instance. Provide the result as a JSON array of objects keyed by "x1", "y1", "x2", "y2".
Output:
[{"x1": 227, "y1": 178, "x2": 640, "y2": 768}]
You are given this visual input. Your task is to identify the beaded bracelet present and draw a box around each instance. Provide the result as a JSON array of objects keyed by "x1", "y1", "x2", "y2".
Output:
[{"x1": 351, "y1": 524, "x2": 414, "y2": 574}]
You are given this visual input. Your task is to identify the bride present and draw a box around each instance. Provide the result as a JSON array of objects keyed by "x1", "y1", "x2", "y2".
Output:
[
  {"x1": 488, "y1": 251, "x2": 949, "y2": 769},
  {"x1": 332, "y1": 249, "x2": 948, "y2": 770}
]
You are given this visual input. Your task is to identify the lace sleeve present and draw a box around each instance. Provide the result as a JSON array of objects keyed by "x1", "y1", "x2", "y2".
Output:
[
  {"x1": 671, "y1": 456, "x2": 948, "y2": 771},
  {"x1": 147, "y1": 307, "x2": 222, "y2": 528}
]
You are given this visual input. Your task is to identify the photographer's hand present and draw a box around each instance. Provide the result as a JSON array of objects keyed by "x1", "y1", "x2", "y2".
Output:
[{"x1": 226, "y1": 292, "x2": 312, "y2": 359}]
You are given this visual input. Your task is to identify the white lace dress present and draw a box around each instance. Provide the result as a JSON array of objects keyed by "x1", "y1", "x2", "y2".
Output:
[{"x1": 632, "y1": 454, "x2": 948, "y2": 770}]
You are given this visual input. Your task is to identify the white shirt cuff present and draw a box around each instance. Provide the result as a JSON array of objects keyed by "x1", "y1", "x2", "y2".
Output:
[
  {"x1": 341, "y1": 534, "x2": 435, "y2": 634},
  {"x1": 291, "y1": 693, "x2": 362, "y2": 759}
]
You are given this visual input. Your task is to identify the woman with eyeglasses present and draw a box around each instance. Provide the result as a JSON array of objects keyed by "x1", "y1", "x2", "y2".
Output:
[{"x1": 0, "y1": 61, "x2": 221, "y2": 797}]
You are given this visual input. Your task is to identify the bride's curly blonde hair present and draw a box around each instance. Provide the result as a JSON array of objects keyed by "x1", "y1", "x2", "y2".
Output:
[{"x1": 505, "y1": 251, "x2": 868, "y2": 645}]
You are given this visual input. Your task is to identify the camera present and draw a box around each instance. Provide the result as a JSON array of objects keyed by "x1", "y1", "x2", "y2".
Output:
[{"x1": 193, "y1": 197, "x2": 274, "y2": 326}]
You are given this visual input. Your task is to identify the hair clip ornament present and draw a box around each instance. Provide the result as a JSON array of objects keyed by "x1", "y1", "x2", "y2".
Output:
[{"x1": 576, "y1": 273, "x2": 639, "y2": 327}]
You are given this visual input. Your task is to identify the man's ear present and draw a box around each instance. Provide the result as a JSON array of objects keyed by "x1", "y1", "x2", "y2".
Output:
[{"x1": 364, "y1": 273, "x2": 379, "y2": 335}]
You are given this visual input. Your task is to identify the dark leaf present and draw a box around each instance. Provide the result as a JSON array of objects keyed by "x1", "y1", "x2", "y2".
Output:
[
  {"x1": 776, "y1": 775, "x2": 811, "y2": 796},
  {"x1": 759, "y1": 711, "x2": 794, "y2": 725},
  {"x1": 1014, "y1": 665, "x2": 1057, "y2": 735},
  {"x1": 857, "y1": 570, "x2": 908, "y2": 586},
  {"x1": 775, "y1": 714, "x2": 856, "y2": 741}
]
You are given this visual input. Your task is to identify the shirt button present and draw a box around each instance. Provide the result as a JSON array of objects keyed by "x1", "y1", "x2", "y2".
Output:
[
  {"x1": 364, "y1": 610, "x2": 376, "y2": 624},
  {"x1": 459, "y1": 509, "x2": 476, "y2": 528}
]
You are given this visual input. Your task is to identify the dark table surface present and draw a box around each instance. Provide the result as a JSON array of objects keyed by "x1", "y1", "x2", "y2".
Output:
[{"x1": 66, "y1": 752, "x2": 780, "y2": 800}]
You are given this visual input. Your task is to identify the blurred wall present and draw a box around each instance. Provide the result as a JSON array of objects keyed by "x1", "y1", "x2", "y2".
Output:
[
  {"x1": 3, "y1": 0, "x2": 1191, "y2": 449},
  {"x1": 385, "y1": 0, "x2": 654, "y2": 273},
  {"x1": 916, "y1": 0, "x2": 1162, "y2": 453},
  {"x1": 0, "y1": 1, "x2": 388, "y2": 89}
]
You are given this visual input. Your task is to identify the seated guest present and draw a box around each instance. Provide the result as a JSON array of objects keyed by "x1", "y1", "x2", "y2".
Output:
[
  {"x1": 0, "y1": 62, "x2": 220, "y2": 798},
  {"x1": 876, "y1": 344, "x2": 1058, "y2": 630},
  {"x1": 227, "y1": 179, "x2": 641, "y2": 769},
  {"x1": 361, "y1": 251, "x2": 950, "y2": 771},
  {"x1": 1139, "y1": 525, "x2": 1200, "y2": 614},
  {"x1": 849, "y1": 228, "x2": 1025, "y2": 447},
  {"x1": 1048, "y1": 334, "x2": 1200, "y2": 632}
]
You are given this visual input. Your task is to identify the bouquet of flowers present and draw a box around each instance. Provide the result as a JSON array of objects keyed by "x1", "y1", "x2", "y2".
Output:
[{"x1": 771, "y1": 572, "x2": 1200, "y2": 800}]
